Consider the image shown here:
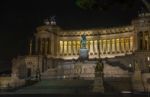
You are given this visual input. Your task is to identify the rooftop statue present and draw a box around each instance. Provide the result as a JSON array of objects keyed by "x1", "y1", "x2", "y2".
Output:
[
  {"x1": 50, "y1": 16, "x2": 56, "y2": 25},
  {"x1": 81, "y1": 33, "x2": 87, "y2": 48}
]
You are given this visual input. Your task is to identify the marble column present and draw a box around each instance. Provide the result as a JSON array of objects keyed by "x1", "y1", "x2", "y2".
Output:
[
  {"x1": 78, "y1": 41, "x2": 80, "y2": 55},
  {"x1": 126, "y1": 38, "x2": 129, "y2": 52},
  {"x1": 67, "y1": 41, "x2": 68, "y2": 55},
  {"x1": 116, "y1": 38, "x2": 119, "y2": 53},
  {"x1": 132, "y1": 37, "x2": 134, "y2": 51},
  {"x1": 146, "y1": 32, "x2": 149, "y2": 51},
  {"x1": 107, "y1": 40, "x2": 110, "y2": 54},
  {"x1": 40, "y1": 38, "x2": 43, "y2": 54},
  {"x1": 142, "y1": 32, "x2": 145, "y2": 50},
  {"x1": 76, "y1": 41, "x2": 78, "y2": 55},
  {"x1": 35, "y1": 37, "x2": 38, "y2": 54},
  {"x1": 90, "y1": 40, "x2": 94, "y2": 55},
  {"x1": 134, "y1": 34, "x2": 136, "y2": 51},
  {"x1": 73, "y1": 41, "x2": 76, "y2": 55},
  {"x1": 54, "y1": 35, "x2": 57, "y2": 56},
  {"x1": 147, "y1": 33, "x2": 150, "y2": 51},
  {"x1": 71, "y1": 41, "x2": 73, "y2": 55},
  {"x1": 64, "y1": 41, "x2": 67, "y2": 56},
  {"x1": 148, "y1": 33, "x2": 150, "y2": 51},
  {"x1": 119, "y1": 37, "x2": 122, "y2": 53},
  {"x1": 114, "y1": 39, "x2": 117, "y2": 53},
  {"x1": 45, "y1": 38, "x2": 48, "y2": 55},
  {"x1": 47, "y1": 38, "x2": 49, "y2": 54},
  {"x1": 42, "y1": 38, "x2": 45, "y2": 54},
  {"x1": 97, "y1": 40, "x2": 100, "y2": 55},
  {"x1": 94, "y1": 40, "x2": 98, "y2": 55},
  {"x1": 125, "y1": 38, "x2": 127, "y2": 52},
  {"x1": 100, "y1": 40, "x2": 103, "y2": 55},
  {"x1": 111, "y1": 39, "x2": 114, "y2": 53},
  {"x1": 121, "y1": 38, "x2": 125, "y2": 53},
  {"x1": 61, "y1": 41, "x2": 63, "y2": 56},
  {"x1": 124, "y1": 38, "x2": 126, "y2": 53},
  {"x1": 59, "y1": 41, "x2": 61, "y2": 55},
  {"x1": 110, "y1": 39, "x2": 112, "y2": 54},
  {"x1": 48, "y1": 38, "x2": 51, "y2": 54},
  {"x1": 51, "y1": 34, "x2": 54, "y2": 56},
  {"x1": 97, "y1": 40, "x2": 100, "y2": 57},
  {"x1": 68, "y1": 41, "x2": 72, "y2": 55},
  {"x1": 127, "y1": 38, "x2": 130, "y2": 52},
  {"x1": 105, "y1": 40, "x2": 107, "y2": 54},
  {"x1": 62, "y1": 41, "x2": 64, "y2": 55},
  {"x1": 88, "y1": 40, "x2": 90, "y2": 51},
  {"x1": 102, "y1": 40, "x2": 104, "y2": 54},
  {"x1": 56, "y1": 38, "x2": 60, "y2": 56},
  {"x1": 29, "y1": 40, "x2": 32, "y2": 55},
  {"x1": 128, "y1": 37, "x2": 131, "y2": 52},
  {"x1": 93, "y1": 40, "x2": 95, "y2": 54}
]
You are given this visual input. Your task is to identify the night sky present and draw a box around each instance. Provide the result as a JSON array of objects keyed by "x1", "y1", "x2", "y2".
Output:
[{"x1": 0, "y1": 0, "x2": 148, "y2": 72}]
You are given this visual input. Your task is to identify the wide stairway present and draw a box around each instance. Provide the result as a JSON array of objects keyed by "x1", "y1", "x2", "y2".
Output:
[
  {"x1": 104, "y1": 77, "x2": 132, "y2": 92},
  {"x1": 41, "y1": 69, "x2": 57, "y2": 79},
  {"x1": 14, "y1": 79, "x2": 93, "y2": 94}
]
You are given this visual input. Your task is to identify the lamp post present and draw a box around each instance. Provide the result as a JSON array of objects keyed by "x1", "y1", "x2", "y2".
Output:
[
  {"x1": 129, "y1": 64, "x2": 132, "y2": 72},
  {"x1": 36, "y1": 55, "x2": 41, "y2": 81},
  {"x1": 147, "y1": 56, "x2": 150, "y2": 72}
]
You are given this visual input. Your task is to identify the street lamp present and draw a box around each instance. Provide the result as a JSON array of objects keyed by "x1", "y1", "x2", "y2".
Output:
[
  {"x1": 147, "y1": 56, "x2": 150, "y2": 72},
  {"x1": 147, "y1": 56, "x2": 150, "y2": 61},
  {"x1": 128, "y1": 64, "x2": 132, "y2": 72},
  {"x1": 129, "y1": 64, "x2": 132, "y2": 68}
]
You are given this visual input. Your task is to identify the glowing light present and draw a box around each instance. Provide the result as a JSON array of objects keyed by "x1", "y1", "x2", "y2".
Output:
[
  {"x1": 147, "y1": 56, "x2": 150, "y2": 61},
  {"x1": 129, "y1": 64, "x2": 132, "y2": 68}
]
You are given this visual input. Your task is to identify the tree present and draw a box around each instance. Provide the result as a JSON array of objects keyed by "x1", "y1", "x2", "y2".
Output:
[
  {"x1": 75, "y1": 0, "x2": 138, "y2": 11},
  {"x1": 76, "y1": 0, "x2": 96, "y2": 10}
]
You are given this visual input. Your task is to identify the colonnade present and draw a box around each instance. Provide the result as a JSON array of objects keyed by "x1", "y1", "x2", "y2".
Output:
[
  {"x1": 35, "y1": 38, "x2": 51, "y2": 55},
  {"x1": 59, "y1": 37, "x2": 134, "y2": 56},
  {"x1": 138, "y1": 31, "x2": 150, "y2": 51}
]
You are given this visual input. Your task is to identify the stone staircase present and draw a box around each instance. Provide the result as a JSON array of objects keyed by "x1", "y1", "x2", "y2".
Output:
[
  {"x1": 41, "y1": 69, "x2": 57, "y2": 79},
  {"x1": 106, "y1": 60, "x2": 129, "y2": 70},
  {"x1": 105, "y1": 54, "x2": 134, "y2": 71},
  {"x1": 104, "y1": 77, "x2": 132, "y2": 92}
]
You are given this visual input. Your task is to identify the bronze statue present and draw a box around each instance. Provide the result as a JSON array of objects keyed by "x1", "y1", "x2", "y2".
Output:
[
  {"x1": 95, "y1": 60, "x2": 104, "y2": 77},
  {"x1": 81, "y1": 33, "x2": 87, "y2": 48}
]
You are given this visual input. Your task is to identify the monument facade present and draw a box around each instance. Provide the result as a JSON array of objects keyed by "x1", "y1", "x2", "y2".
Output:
[
  {"x1": 5, "y1": 11, "x2": 150, "y2": 92},
  {"x1": 12, "y1": 12, "x2": 150, "y2": 79}
]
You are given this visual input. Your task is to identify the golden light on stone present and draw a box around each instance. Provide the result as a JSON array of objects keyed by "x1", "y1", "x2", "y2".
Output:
[
  {"x1": 64, "y1": 41, "x2": 67, "y2": 55},
  {"x1": 112, "y1": 39, "x2": 115, "y2": 53},
  {"x1": 26, "y1": 13, "x2": 149, "y2": 60}
]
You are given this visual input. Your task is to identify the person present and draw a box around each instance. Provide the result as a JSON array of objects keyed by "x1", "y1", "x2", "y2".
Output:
[{"x1": 81, "y1": 33, "x2": 87, "y2": 48}]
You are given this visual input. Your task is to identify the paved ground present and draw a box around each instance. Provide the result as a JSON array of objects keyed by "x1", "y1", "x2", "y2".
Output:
[
  {"x1": 0, "y1": 92, "x2": 149, "y2": 97},
  {"x1": 1, "y1": 79, "x2": 93, "y2": 94},
  {"x1": 0, "y1": 79, "x2": 149, "y2": 96}
]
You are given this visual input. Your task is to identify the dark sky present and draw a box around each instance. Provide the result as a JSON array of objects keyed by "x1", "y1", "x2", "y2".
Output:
[{"x1": 0, "y1": 0, "x2": 148, "y2": 64}]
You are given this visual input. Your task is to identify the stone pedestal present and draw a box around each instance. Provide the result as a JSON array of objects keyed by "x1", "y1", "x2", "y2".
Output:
[
  {"x1": 132, "y1": 71, "x2": 145, "y2": 92},
  {"x1": 79, "y1": 48, "x2": 89, "y2": 60},
  {"x1": 142, "y1": 73, "x2": 150, "y2": 92},
  {"x1": 132, "y1": 61, "x2": 145, "y2": 92},
  {"x1": 92, "y1": 76, "x2": 104, "y2": 93}
]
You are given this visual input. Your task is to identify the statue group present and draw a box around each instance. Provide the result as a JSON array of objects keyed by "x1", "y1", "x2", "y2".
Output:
[
  {"x1": 81, "y1": 33, "x2": 87, "y2": 48},
  {"x1": 95, "y1": 60, "x2": 104, "y2": 77},
  {"x1": 79, "y1": 33, "x2": 89, "y2": 60}
]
